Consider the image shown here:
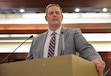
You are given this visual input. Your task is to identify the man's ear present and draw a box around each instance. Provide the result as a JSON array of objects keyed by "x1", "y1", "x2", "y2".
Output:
[
  {"x1": 45, "y1": 15, "x2": 47, "y2": 21},
  {"x1": 62, "y1": 14, "x2": 63, "y2": 20}
]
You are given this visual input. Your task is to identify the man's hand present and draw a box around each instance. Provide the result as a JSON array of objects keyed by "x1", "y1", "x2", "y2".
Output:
[{"x1": 91, "y1": 59, "x2": 105, "y2": 76}]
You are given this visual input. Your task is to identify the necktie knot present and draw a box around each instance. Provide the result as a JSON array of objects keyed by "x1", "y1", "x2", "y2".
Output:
[{"x1": 51, "y1": 32, "x2": 56, "y2": 36}]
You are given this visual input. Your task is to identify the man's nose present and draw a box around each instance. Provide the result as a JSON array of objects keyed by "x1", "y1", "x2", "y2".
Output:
[{"x1": 53, "y1": 12, "x2": 57, "y2": 16}]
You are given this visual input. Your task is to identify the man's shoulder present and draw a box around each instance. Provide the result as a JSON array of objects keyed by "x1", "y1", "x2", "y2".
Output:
[
  {"x1": 63, "y1": 27, "x2": 81, "y2": 33},
  {"x1": 67, "y1": 28, "x2": 80, "y2": 31},
  {"x1": 34, "y1": 31, "x2": 47, "y2": 39}
]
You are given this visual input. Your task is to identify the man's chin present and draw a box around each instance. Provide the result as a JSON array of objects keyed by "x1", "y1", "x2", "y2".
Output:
[
  {"x1": 54, "y1": 21, "x2": 60, "y2": 24},
  {"x1": 52, "y1": 23, "x2": 59, "y2": 26}
]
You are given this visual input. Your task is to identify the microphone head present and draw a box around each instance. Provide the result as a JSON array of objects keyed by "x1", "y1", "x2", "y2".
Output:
[
  {"x1": 61, "y1": 32, "x2": 64, "y2": 34},
  {"x1": 30, "y1": 35, "x2": 33, "y2": 38}
]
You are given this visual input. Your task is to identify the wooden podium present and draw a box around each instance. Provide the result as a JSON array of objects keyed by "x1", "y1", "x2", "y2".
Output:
[{"x1": 0, "y1": 54, "x2": 102, "y2": 76}]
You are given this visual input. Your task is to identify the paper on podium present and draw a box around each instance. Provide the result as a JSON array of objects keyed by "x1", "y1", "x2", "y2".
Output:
[{"x1": 0, "y1": 54, "x2": 102, "y2": 76}]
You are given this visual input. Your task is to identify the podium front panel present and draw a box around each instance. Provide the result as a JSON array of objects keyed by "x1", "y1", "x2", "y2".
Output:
[{"x1": 0, "y1": 54, "x2": 101, "y2": 76}]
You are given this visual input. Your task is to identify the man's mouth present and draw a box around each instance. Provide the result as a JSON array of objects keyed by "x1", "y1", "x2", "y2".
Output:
[{"x1": 53, "y1": 19, "x2": 58, "y2": 21}]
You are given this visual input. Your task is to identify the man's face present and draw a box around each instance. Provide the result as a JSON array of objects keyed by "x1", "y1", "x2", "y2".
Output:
[{"x1": 45, "y1": 6, "x2": 63, "y2": 26}]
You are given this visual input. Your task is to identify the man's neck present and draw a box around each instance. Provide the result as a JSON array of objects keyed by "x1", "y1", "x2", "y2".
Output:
[{"x1": 49, "y1": 25, "x2": 61, "y2": 31}]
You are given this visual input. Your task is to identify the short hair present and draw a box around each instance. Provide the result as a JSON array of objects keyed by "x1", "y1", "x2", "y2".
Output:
[{"x1": 45, "y1": 4, "x2": 63, "y2": 15}]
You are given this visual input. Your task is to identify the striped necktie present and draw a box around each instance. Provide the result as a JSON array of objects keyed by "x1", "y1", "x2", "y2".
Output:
[{"x1": 48, "y1": 32, "x2": 56, "y2": 57}]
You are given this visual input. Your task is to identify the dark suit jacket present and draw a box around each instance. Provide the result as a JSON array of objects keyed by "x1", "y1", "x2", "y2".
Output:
[{"x1": 26, "y1": 27, "x2": 101, "y2": 61}]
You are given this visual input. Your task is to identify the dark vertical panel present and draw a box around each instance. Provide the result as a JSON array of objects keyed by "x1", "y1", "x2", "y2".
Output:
[{"x1": 99, "y1": 52, "x2": 111, "y2": 76}]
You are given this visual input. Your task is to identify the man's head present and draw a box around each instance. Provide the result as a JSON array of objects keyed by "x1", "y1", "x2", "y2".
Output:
[
  {"x1": 45, "y1": 4, "x2": 63, "y2": 15},
  {"x1": 45, "y1": 4, "x2": 63, "y2": 31}
]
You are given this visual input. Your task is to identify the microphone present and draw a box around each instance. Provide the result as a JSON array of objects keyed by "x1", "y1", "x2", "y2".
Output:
[
  {"x1": 61, "y1": 32, "x2": 65, "y2": 55},
  {"x1": 0, "y1": 35, "x2": 33, "y2": 64}
]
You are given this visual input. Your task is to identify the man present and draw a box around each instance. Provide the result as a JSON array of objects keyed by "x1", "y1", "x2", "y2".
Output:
[{"x1": 26, "y1": 4, "x2": 105, "y2": 75}]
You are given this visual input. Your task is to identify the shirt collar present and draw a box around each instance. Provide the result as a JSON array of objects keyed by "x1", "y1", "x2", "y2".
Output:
[{"x1": 48, "y1": 26, "x2": 62, "y2": 36}]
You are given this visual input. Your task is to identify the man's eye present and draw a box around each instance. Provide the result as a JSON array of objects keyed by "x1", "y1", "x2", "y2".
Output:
[
  {"x1": 56, "y1": 12, "x2": 60, "y2": 15},
  {"x1": 49, "y1": 12, "x2": 53, "y2": 15},
  {"x1": 48, "y1": 11, "x2": 60, "y2": 15}
]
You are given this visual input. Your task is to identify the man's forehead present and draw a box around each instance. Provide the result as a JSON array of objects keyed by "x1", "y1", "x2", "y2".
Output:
[{"x1": 48, "y1": 6, "x2": 61, "y2": 12}]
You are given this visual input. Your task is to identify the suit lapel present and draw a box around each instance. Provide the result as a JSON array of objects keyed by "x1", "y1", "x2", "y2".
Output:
[
  {"x1": 58, "y1": 27, "x2": 67, "y2": 55},
  {"x1": 39, "y1": 32, "x2": 48, "y2": 58}
]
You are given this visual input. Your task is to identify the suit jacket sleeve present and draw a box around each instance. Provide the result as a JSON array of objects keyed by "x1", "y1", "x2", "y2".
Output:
[{"x1": 72, "y1": 28, "x2": 101, "y2": 61}]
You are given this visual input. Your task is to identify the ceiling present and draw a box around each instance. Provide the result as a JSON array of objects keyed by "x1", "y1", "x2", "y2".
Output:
[{"x1": 0, "y1": 0, "x2": 111, "y2": 13}]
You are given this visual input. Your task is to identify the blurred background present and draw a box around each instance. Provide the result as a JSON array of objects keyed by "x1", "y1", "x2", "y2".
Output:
[{"x1": 0, "y1": 0, "x2": 111, "y2": 75}]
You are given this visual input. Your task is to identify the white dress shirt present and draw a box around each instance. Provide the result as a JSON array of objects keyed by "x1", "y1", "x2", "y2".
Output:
[{"x1": 43, "y1": 26, "x2": 62, "y2": 58}]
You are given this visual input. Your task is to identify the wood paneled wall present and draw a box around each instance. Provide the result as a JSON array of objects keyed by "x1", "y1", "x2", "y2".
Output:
[
  {"x1": 0, "y1": 23, "x2": 111, "y2": 34},
  {"x1": 0, "y1": 0, "x2": 111, "y2": 14},
  {"x1": 0, "y1": 0, "x2": 111, "y2": 9}
]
